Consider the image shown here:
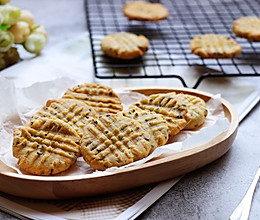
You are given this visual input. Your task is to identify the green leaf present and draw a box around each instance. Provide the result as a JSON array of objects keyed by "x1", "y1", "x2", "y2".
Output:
[{"x1": 0, "y1": 24, "x2": 10, "y2": 30}]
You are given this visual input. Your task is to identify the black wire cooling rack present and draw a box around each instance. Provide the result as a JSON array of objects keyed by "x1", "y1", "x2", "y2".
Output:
[{"x1": 84, "y1": 0, "x2": 260, "y2": 88}]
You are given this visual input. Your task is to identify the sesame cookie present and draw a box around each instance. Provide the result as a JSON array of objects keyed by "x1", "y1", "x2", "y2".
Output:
[
  {"x1": 80, "y1": 113, "x2": 153, "y2": 170},
  {"x1": 190, "y1": 34, "x2": 242, "y2": 58},
  {"x1": 232, "y1": 17, "x2": 260, "y2": 41},
  {"x1": 172, "y1": 93, "x2": 207, "y2": 130},
  {"x1": 62, "y1": 83, "x2": 123, "y2": 114},
  {"x1": 120, "y1": 107, "x2": 169, "y2": 152},
  {"x1": 12, "y1": 117, "x2": 80, "y2": 175},
  {"x1": 101, "y1": 32, "x2": 149, "y2": 60},
  {"x1": 33, "y1": 99, "x2": 98, "y2": 137},
  {"x1": 123, "y1": 1, "x2": 168, "y2": 21},
  {"x1": 130, "y1": 92, "x2": 187, "y2": 136}
]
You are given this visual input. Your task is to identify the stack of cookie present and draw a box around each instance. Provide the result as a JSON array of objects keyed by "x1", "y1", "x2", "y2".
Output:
[
  {"x1": 12, "y1": 83, "x2": 123, "y2": 175},
  {"x1": 12, "y1": 83, "x2": 207, "y2": 175}
]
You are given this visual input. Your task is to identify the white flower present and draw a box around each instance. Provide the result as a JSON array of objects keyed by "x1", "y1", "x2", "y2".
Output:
[
  {"x1": 0, "y1": 5, "x2": 20, "y2": 26},
  {"x1": 0, "y1": 30, "x2": 14, "y2": 52},
  {"x1": 18, "y1": 10, "x2": 34, "y2": 27},
  {"x1": 23, "y1": 32, "x2": 47, "y2": 54},
  {"x1": 9, "y1": 21, "x2": 30, "y2": 43}
]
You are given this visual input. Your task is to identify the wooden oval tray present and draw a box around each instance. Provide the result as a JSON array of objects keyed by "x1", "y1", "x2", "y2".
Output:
[{"x1": 0, "y1": 87, "x2": 239, "y2": 199}]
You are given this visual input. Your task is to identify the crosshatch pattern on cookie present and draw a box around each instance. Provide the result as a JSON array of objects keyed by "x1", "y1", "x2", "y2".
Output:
[
  {"x1": 130, "y1": 93, "x2": 187, "y2": 136},
  {"x1": 190, "y1": 34, "x2": 242, "y2": 58},
  {"x1": 63, "y1": 83, "x2": 123, "y2": 114},
  {"x1": 120, "y1": 107, "x2": 169, "y2": 152},
  {"x1": 122, "y1": 1, "x2": 169, "y2": 21},
  {"x1": 12, "y1": 118, "x2": 80, "y2": 175},
  {"x1": 33, "y1": 99, "x2": 98, "y2": 137},
  {"x1": 101, "y1": 32, "x2": 149, "y2": 60},
  {"x1": 169, "y1": 93, "x2": 208, "y2": 130},
  {"x1": 232, "y1": 17, "x2": 260, "y2": 42},
  {"x1": 80, "y1": 114, "x2": 153, "y2": 171}
]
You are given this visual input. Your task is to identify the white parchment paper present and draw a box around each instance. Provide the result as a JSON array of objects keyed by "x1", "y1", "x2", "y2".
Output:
[{"x1": 0, "y1": 76, "x2": 229, "y2": 176}]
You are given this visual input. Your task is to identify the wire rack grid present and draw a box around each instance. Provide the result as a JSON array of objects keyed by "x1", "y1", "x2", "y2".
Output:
[{"x1": 85, "y1": 0, "x2": 260, "y2": 88}]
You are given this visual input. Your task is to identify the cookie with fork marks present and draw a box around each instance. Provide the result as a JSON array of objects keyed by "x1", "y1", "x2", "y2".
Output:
[
  {"x1": 80, "y1": 113, "x2": 153, "y2": 170},
  {"x1": 101, "y1": 32, "x2": 149, "y2": 60},
  {"x1": 123, "y1": 1, "x2": 168, "y2": 21},
  {"x1": 62, "y1": 83, "x2": 123, "y2": 114},
  {"x1": 33, "y1": 98, "x2": 98, "y2": 137},
  {"x1": 120, "y1": 107, "x2": 169, "y2": 152},
  {"x1": 232, "y1": 17, "x2": 260, "y2": 41},
  {"x1": 130, "y1": 92, "x2": 187, "y2": 136},
  {"x1": 190, "y1": 34, "x2": 242, "y2": 58},
  {"x1": 12, "y1": 117, "x2": 80, "y2": 175}
]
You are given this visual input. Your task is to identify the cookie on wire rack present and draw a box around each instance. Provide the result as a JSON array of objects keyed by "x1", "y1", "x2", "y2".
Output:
[
  {"x1": 190, "y1": 34, "x2": 242, "y2": 58},
  {"x1": 232, "y1": 17, "x2": 260, "y2": 42},
  {"x1": 80, "y1": 113, "x2": 153, "y2": 170},
  {"x1": 13, "y1": 117, "x2": 81, "y2": 176},
  {"x1": 101, "y1": 32, "x2": 149, "y2": 60},
  {"x1": 122, "y1": 1, "x2": 168, "y2": 21},
  {"x1": 62, "y1": 83, "x2": 123, "y2": 114}
]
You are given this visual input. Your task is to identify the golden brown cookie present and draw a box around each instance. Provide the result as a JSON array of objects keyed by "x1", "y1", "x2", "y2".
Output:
[
  {"x1": 101, "y1": 32, "x2": 149, "y2": 60},
  {"x1": 172, "y1": 93, "x2": 207, "y2": 130},
  {"x1": 190, "y1": 34, "x2": 242, "y2": 58},
  {"x1": 62, "y1": 83, "x2": 123, "y2": 114},
  {"x1": 232, "y1": 17, "x2": 260, "y2": 41},
  {"x1": 120, "y1": 107, "x2": 169, "y2": 152},
  {"x1": 130, "y1": 93, "x2": 187, "y2": 136},
  {"x1": 123, "y1": 1, "x2": 168, "y2": 21},
  {"x1": 12, "y1": 117, "x2": 80, "y2": 175},
  {"x1": 33, "y1": 98, "x2": 98, "y2": 137},
  {"x1": 80, "y1": 113, "x2": 153, "y2": 170}
]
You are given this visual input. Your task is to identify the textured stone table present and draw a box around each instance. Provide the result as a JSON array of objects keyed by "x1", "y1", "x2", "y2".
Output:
[{"x1": 1, "y1": 0, "x2": 260, "y2": 219}]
